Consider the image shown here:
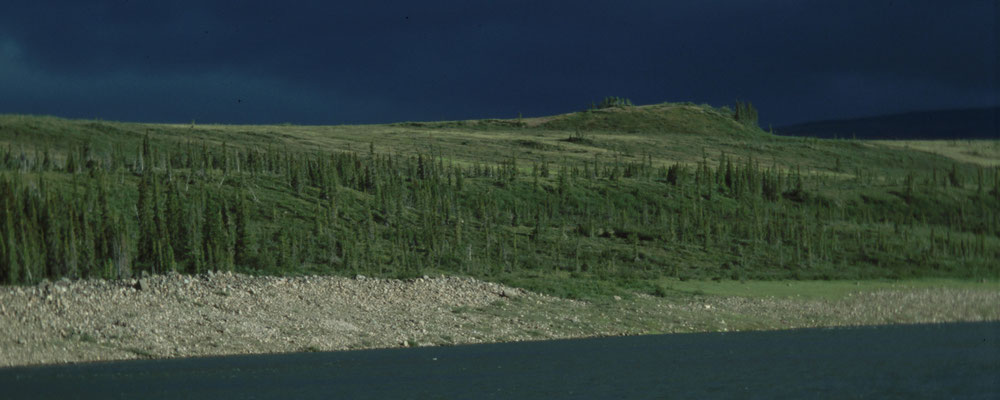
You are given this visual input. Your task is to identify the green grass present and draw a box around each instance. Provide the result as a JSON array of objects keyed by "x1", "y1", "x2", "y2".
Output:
[
  {"x1": 652, "y1": 278, "x2": 1000, "y2": 300},
  {"x1": 874, "y1": 140, "x2": 1000, "y2": 167},
  {"x1": 1, "y1": 102, "x2": 998, "y2": 299},
  {"x1": 2, "y1": 103, "x2": 983, "y2": 179}
]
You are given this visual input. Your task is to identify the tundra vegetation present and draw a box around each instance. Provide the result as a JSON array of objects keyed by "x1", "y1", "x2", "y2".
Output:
[{"x1": 0, "y1": 100, "x2": 997, "y2": 299}]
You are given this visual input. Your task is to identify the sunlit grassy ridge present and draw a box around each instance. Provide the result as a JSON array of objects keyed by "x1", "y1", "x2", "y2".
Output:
[
  {"x1": 873, "y1": 140, "x2": 1000, "y2": 167},
  {"x1": 1, "y1": 102, "x2": 997, "y2": 298}
]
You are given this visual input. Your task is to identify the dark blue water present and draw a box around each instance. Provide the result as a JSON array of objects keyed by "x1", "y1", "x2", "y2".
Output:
[{"x1": 2, "y1": 322, "x2": 997, "y2": 399}]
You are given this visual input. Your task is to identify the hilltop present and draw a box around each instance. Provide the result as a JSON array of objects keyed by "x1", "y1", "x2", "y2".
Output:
[
  {"x1": 0, "y1": 102, "x2": 998, "y2": 299},
  {"x1": 530, "y1": 102, "x2": 766, "y2": 137}
]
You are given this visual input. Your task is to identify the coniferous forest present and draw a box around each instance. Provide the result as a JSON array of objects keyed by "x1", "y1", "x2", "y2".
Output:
[{"x1": 1, "y1": 103, "x2": 997, "y2": 298}]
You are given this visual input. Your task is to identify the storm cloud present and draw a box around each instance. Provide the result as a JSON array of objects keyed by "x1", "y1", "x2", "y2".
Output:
[{"x1": 0, "y1": 0, "x2": 996, "y2": 126}]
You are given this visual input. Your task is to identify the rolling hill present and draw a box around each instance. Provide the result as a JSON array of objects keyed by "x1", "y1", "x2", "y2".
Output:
[{"x1": 1, "y1": 102, "x2": 997, "y2": 298}]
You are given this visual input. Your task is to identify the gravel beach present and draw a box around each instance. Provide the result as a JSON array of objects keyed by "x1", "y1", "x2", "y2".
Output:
[{"x1": 1, "y1": 272, "x2": 997, "y2": 367}]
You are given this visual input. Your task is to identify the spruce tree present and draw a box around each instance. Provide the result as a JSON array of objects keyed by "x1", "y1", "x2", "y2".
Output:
[
  {"x1": 948, "y1": 164, "x2": 962, "y2": 188},
  {"x1": 152, "y1": 173, "x2": 173, "y2": 272},
  {"x1": 186, "y1": 203, "x2": 204, "y2": 274},
  {"x1": 1, "y1": 198, "x2": 18, "y2": 283},
  {"x1": 41, "y1": 195, "x2": 63, "y2": 279},
  {"x1": 202, "y1": 195, "x2": 234, "y2": 272},
  {"x1": 234, "y1": 192, "x2": 253, "y2": 268},
  {"x1": 136, "y1": 170, "x2": 156, "y2": 272},
  {"x1": 78, "y1": 213, "x2": 96, "y2": 278},
  {"x1": 166, "y1": 181, "x2": 185, "y2": 263}
]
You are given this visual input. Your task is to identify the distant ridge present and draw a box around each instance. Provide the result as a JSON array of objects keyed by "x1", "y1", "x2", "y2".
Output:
[{"x1": 775, "y1": 107, "x2": 999, "y2": 140}]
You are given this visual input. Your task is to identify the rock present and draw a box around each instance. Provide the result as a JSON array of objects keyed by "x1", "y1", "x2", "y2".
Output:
[
  {"x1": 613, "y1": 296, "x2": 622, "y2": 301},
  {"x1": 135, "y1": 278, "x2": 150, "y2": 291},
  {"x1": 39, "y1": 280, "x2": 53, "y2": 294}
]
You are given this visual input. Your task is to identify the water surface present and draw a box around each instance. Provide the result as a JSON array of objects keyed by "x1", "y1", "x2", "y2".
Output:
[{"x1": 2, "y1": 322, "x2": 997, "y2": 399}]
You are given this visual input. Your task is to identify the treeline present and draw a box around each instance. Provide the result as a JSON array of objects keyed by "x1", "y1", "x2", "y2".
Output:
[{"x1": 1, "y1": 135, "x2": 998, "y2": 285}]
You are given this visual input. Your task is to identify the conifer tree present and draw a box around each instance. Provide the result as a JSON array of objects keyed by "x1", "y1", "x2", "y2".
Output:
[
  {"x1": 107, "y1": 217, "x2": 130, "y2": 279},
  {"x1": 66, "y1": 151, "x2": 77, "y2": 174},
  {"x1": 136, "y1": 170, "x2": 156, "y2": 272},
  {"x1": 234, "y1": 192, "x2": 253, "y2": 268},
  {"x1": 948, "y1": 164, "x2": 962, "y2": 188},
  {"x1": 186, "y1": 203, "x2": 205, "y2": 274},
  {"x1": 0, "y1": 181, "x2": 18, "y2": 283},
  {"x1": 78, "y1": 211, "x2": 97, "y2": 277},
  {"x1": 417, "y1": 154, "x2": 427, "y2": 180},
  {"x1": 42, "y1": 147, "x2": 52, "y2": 171},
  {"x1": 166, "y1": 181, "x2": 186, "y2": 261},
  {"x1": 41, "y1": 195, "x2": 63, "y2": 278},
  {"x1": 152, "y1": 174, "x2": 174, "y2": 272}
]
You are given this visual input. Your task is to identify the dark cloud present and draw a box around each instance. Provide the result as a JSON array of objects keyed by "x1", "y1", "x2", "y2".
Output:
[{"x1": 0, "y1": 0, "x2": 995, "y2": 125}]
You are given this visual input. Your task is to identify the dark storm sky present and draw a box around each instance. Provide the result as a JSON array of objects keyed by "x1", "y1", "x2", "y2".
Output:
[{"x1": 0, "y1": 0, "x2": 996, "y2": 127}]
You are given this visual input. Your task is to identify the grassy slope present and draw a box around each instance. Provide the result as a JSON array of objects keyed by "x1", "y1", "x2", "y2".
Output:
[
  {"x1": 1, "y1": 102, "x2": 998, "y2": 299},
  {"x1": 873, "y1": 140, "x2": 1000, "y2": 167},
  {"x1": 1, "y1": 105, "x2": 984, "y2": 180}
]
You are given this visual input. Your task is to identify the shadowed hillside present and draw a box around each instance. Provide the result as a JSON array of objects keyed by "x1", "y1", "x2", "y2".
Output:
[{"x1": 776, "y1": 107, "x2": 1000, "y2": 140}]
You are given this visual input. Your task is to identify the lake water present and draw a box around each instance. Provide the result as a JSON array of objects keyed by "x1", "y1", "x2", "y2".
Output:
[{"x1": 2, "y1": 322, "x2": 997, "y2": 399}]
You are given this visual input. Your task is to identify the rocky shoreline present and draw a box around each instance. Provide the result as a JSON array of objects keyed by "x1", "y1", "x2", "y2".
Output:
[{"x1": 1, "y1": 272, "x2": 998, "y2": 368}]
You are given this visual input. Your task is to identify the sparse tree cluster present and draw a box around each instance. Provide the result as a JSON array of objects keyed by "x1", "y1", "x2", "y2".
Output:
[
  {"x1": 593, "y1": 96, "x2": 634, "y2": 110},
  {"x1": 734, "y1": 100, "x2": 759, "y2": 128}
]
